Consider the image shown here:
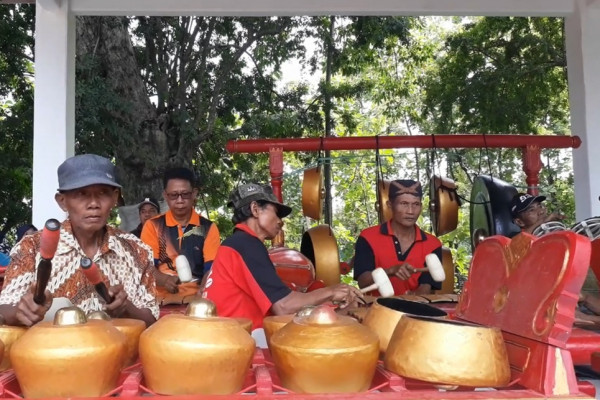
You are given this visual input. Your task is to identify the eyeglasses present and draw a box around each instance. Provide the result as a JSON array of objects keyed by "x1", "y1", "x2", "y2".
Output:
[{"x1": 165, "y1": 191, "x2": 193, "y2": 200}]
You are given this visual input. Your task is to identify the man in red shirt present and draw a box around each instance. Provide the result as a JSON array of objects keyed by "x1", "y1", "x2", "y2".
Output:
[
  {"x1": 353, "y1": 179, "x2": 442, "y2": 295},
  {"x1": 203, "y1": 183, "x2": 363, "y2": 330}
]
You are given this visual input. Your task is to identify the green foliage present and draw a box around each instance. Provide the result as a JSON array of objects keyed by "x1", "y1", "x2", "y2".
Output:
[{"x1": 0, "y1": 4, "x2": 35, "y2": 240}]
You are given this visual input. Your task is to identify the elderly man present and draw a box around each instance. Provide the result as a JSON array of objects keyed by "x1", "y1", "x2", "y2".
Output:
[
  {"x1": 203, "y1": 183, "x2": 363, "y2": 330},
  {"x1": 141, "y1": 167, "x2": 220, "y2": 299},
  {"x1": 353, "y1": 179, "x2": 442, "y2": 295},
  {"x1": 0, "y1": 154, "x2": 158, "y2": 327}
]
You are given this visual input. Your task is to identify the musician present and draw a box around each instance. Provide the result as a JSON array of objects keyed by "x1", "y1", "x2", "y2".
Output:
[
  {"x1": 130, "y1": 197, "x2": 160, "y2": 238},
  {"x1": 353, "y1": 179, "x2": 442, "y2": 295},
  {"x1": 510, "y1": 193, "x2": 565, "y2": 235},
  {"x1": 0, "y1": 154, "x2": 158, "y2": 327},
  {"x1": 141, "y1": 167, "x2": 220, "y2": 299},
  {"x1": 203, "y1": 183, "x2": 363, "y2": 330}
]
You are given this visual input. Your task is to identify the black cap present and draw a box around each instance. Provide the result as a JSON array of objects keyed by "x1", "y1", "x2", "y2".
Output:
[
  {"x1": 227, "y1": 183, "x2": 292, "y2": 218},
  {"x1": 138, "y1": 197, "x2": 160, "y2": 213},
  {"x1": 389, "y1": 179, "x2": 423, "y2": 201},
  {"x1": 510, "y1": 193, "x2": 546, "y2": 218}
]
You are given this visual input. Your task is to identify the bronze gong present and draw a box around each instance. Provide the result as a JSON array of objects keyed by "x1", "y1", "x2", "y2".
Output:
[
  {"x1": 300, "y1": 225, "x2": 340, "y2": 286},
  {"x1": 469, "y1": 174, "x2": 520, "y2": 250},
  {"x1": 302, "y1": 166, "x2": 325, "y2": 220},
  {"x1": 429, "y1": 175, "x2": 460, "y2": 236}
]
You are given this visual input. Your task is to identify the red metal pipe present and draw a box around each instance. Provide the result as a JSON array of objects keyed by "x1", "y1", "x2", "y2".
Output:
[{"x1": 226, "y1": 135, "x2": 581, "y2": 153}]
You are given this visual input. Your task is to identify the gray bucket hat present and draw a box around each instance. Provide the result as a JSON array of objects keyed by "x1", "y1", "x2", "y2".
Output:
[{"x1": 57, "y1": 154, "x2": 122, "y2": 191}]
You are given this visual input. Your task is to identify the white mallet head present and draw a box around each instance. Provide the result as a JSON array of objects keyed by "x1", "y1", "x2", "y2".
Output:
[
  {"x1": 175, "y1": 254, "x2": 193, "y2": 283},
  {"x1": 425, "y1": 254, "x2": 446, "y2": 282},
  {"x1": 371, "y1": 267, "x2": 394, "y2": 297}
]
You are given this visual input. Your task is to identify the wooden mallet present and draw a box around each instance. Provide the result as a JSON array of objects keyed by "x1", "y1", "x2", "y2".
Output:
[{"x1": 360, "y1": 268, "x2": 395, "y2": 297}]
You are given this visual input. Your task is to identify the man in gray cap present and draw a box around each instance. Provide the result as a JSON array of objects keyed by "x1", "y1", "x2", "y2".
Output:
[
  {"x1": 0, "y1": 154, "x2": 158, "y2": 327},
  {"x1": 203, "y1": 183, "x2": 363, "y2": 331}
]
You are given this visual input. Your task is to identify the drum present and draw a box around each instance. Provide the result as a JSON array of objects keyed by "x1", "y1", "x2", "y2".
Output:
[
  {"x1": 429, "y1": 175, "x2": 460, "y2": 236},
  {"x1": 469, "y1": 175, "x2": 520, "y2": 249},
  {"x1": 269, "y1": 247, "x2": 316, "y2": 292},
  {"x1": 571, "y1": 217, "x2": 600, "y2": 240},
  {"x1": 302, "y1": 166, "x2": 325, "y2": 220},
  {"x1": 300, "y1": 225, "x2": 340, "y2": 286},
  {"x1": 532, "y1": 221, "x2": 568, "y2": 237}
]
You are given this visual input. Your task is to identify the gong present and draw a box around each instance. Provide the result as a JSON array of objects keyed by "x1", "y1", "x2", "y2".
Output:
[
  {"x1": 429, "y1": 175, "x2": 460, "y2": 236},
  {"x1": 300, "y1": 225, "x2": 340, "y2": 286},
  {"x1": 469, "y1": 175, "x2": 520, "y2": 250},
  {"x1": 376, "y1": 180, "x2": 392, "y2": 223},
  {"x1": 302, "y1": 166, "x2": 325, "y2": 220}
]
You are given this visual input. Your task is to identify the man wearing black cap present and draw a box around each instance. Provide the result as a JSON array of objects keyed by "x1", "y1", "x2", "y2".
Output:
[
  {"x1": 130, "y1": 197, "x2": 160, "y2": 238},
  {"x1": 510, "y1": 193, "x2": 565, "y2": 235},
  {"x1": 353, "y1": 179, "x2": 443, "y2": 295},
  {"x1": 0, "y1": 154, "x2": 158, "y2": 327},
  {"x1": 203, "y1": 183, "x2": 363, "y2": 330}
]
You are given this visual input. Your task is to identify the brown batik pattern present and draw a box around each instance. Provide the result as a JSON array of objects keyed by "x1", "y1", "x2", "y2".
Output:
[{"x1": 0, "y1": 220, "x2": 159, "y2": 319}]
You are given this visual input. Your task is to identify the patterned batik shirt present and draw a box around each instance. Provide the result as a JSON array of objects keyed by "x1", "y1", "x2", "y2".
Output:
[{"x1": 0, "y1": 219, "x2": 159, "y2": 319}]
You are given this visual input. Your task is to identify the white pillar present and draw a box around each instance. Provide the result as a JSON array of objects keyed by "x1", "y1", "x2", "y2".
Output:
[
  {"x1": 32, "y1": 0, "x2": 75, "y2": 227},
  {"x1": 566, "y1": 0, "x2": 600, "y2": 220}
]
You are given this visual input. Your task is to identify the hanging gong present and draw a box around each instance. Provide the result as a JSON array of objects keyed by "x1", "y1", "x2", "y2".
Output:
[
  {"x1": 429, "y1": 175, "x2": 460, "y2": 236},
  {"x1": 302, "y1": 166, "x2": 325, "y2": 220},
  {"x1": 300, "y1": 225, "x2": 340, "y2": 286},
  {"x1": 469, "y1": 175, "x2": 520, "y2": 250},
  {"x1": 376, "y1": 180, "x2": 393, "y2": 224}
]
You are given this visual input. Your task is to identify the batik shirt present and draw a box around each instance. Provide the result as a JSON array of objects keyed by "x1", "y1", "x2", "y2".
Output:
[{"x1": 0, "y1": 219, "x2": 159, "y2": 319}]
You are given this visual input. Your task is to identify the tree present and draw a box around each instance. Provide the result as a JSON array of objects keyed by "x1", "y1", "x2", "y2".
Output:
[
  {"x1": 0, "y1": 4, "x2": 35, "y2": 241},
  {"x1": 75, "y1": 16, "x2": 316, "y2": 215}
]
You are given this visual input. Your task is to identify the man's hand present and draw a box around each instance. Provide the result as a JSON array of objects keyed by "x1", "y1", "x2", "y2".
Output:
[
  {"x1": 105, "y1": 284, "x2": 129, "y2": 318},
  {"x1": 329, "y1": 284, "x2": 364, "y2": 309},
  {"x1": 156, "y1": 270, "x2": 179, "y2": 293},
  {"x1": 545, "y1": 212, "x2": 566, "y2": 223},
  {"x1": 386, "y1": 263, "x2": 415, "y2": 281},
  {"x1": 16, "y1": 286, "x2": 52, "y2": 326}
]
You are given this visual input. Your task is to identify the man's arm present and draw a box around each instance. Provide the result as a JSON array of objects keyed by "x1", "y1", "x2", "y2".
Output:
[
  {"x1": 353, "y1": 236, "x2": 376, "y2": 289},
  {"x1": 105, "y1": 284, "x2": 156, "y2": 327},
  {"x1": 271, "y1": 284, "x2": 363, "y2": 315}
]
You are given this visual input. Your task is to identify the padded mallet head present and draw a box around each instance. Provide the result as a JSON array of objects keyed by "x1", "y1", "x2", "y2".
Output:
[{"x1": 425, "y1": 254, "x2": 446, "y2": 282}]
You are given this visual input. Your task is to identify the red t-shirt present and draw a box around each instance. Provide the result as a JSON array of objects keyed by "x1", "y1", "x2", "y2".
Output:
[
  {"x1": 203, "y1": 224, "x2": 291, "y2": 329},
  {"x1": 353, "y1": 221, "x2": 442, "y2": 295}
]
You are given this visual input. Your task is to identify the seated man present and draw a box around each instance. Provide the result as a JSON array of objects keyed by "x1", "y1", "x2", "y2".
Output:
[
  {"x1": 0, "y1": 154, "x2": 158, "y2": 327},
  {"x1": 130, "y1": 197, "x2": 160, "y2": 238},
  {"x1": 141, "y1": 167, "x2": 220, "y2": 300},
  {"x1": 510, "y1": 193, "x2": 565, "y2": 235},
  {"x1": 203, "y1": 183, "x2": 363, "y2": 330},
  {"x1": 354, "y1": 179, "x2": 442, "y2": 295}
]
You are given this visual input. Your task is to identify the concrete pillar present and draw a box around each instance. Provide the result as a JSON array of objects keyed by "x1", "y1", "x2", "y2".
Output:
[
  {"x1": 32, "y1": 0, "x2": 75, "y2": 227},
  {"x1": 566, "y1": 0, "x2": 600, "y2": 220}
]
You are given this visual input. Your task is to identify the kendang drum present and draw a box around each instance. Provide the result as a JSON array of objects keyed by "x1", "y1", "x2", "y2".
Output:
[
  {"x1": 269, "y1": 246, "x2": 316, "y2": 292},
  {"x1": 270, "y1": 306, "x2": 379, "y2": 393},
  {"x1": 10, "y1": 307, "x2": 126, "y2": 398},
  {"x1": 300, "y1": 225, "x2": 340, "y2": 286},
  {"x1": 384, "y1": 315, "x2": 510, "y2": 387},
  {"x1": 362, "y1": 298, "x2": 447, "y2": 355},
  {"x1": 139, "y1": 298, "x2": 255, "y2": 395}
]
